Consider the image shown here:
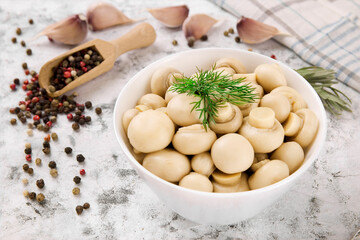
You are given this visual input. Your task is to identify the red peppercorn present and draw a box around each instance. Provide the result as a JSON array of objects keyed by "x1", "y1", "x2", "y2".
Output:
[
  {"x1": 80, "y1": 169, "x2": 86, "y2": 175},
  {"x1": 25, "y1": 100, "x2": 31, "y2": 106},
  {"x1": 26, "y1": 91, "x2": 32, "y2": 96},
  {"x1": 63, "y1": 71, "x2": 71, "y2": 78},
  {"x1": 48, "y1": 37, "x2": 54, "y2": 42},
  {"x1": 35, "y1": 74, "x2": 39, "y2": 79},
  {"x1": 80, "y1": 61, "x2": 85, "y2": 67},
  {"x1": 58, "y1": 102, "x2": 63, "y2": 108},
  {"x1": 9, "y1": 108, "x2": 15, "y2": 114},
  {"x1": 10, "y1": 84, "x2": 16, "y2": 90},
  {"x1": 23, "y1": 80, "x2": 29, "y2": 85},
  {"x1": 32, "y1": 97, "x2": 39, "y2": 103},
  {"x1": 19, "y1": 101, "x2": 25, "y2": 105},
  {"x1": 46, "y1": 121, "x2": 52, "y2": 127},
  {"x1": 33, "y1": 115, "x2": 40, "y2": 121},
  {"x1": 44, "y1": 134, "x2": 51, "y2": 142},
  {"x1": 25, "y1": 69, "x2": 30, "y2": 75},
  {"x1": 67, "y1": 113, "x2": 73, "y2": 120},
  {"x1": 26, "y1": 154, "x2": 32, "y2": 162},
  {"x1": 31, "y1": 77, "x2": 37, "y2": 82},
  {"x1": 270, "y1": 54, "x2": 277, "y2": 59},
  {"x1": 26, "y1": 107, "x2": 31, "y2": 111},
  {"x1": 22, "y1": 84, "x2": 27, "y2": 90},
  {"x1": 67, "y1": 67, "x2": 72, "y2": 71},
  {"x1": 82, "y1": 67, "x2": 88, "y2": 72}
]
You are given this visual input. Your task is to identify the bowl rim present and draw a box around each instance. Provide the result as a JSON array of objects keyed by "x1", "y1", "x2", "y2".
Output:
[{"x1": 113, "y1": 47, "x2": 327, "y2": 198}]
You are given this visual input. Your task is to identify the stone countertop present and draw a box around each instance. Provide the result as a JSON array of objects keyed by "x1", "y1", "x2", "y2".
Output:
[{"x1": 0, "y1": 0, "x2": 359, "y2": 239}]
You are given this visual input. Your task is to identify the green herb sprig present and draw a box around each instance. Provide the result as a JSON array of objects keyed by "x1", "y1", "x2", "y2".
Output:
[
  {"x1": 170, "y1": 68, "x2": 257, "y2": 129},
  {"x1": 295, "y1": 66, "x2": 352, "y2": 115}
]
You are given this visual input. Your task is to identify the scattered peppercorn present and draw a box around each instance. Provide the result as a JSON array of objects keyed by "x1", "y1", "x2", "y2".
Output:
[
  {"x1": 35, "y1": 158, "x2": 41, "y2": 166},
  {"x1": 29, "y1": 192, "x2": 36, "y2": 200},
  {"x1": 49, "y1": 85, "x2": 56, "y2": 93},
  {"x1": 48, "y1": 161, "x2": 56, "y2": 169},
  {"x1": 72, "y1": 187, "x2": 80, "y2": 195},
  {"x1": 85, "y1": 116, "x2": 91, "y2": 123},
  {"x1": 42, "y1": 148, "x2": 50, "y2": 154},
  {"x1": 95, "y1": 107, "x2": 102, "y2": 115},
  {"x1": 16, "y1": 28, "x2": 22, "y2": 35},
  {"x1": 83, "y1": 203, "x2": 90, "y2": 209},
  {"x1": 73, "y1": 176, "x2": 81, "y2": 184},
  {"x1": 36, "y1": 179, "x2": 45, "y2": 189},
  {"x1": 23, "y1": 164, "x2": 29, "y2": 172},
  {"x1": 26, "y1": 49, "x2": 32, "y2": 56},
  {"x1": 27, "y1": 168, "x2": 34, "y2": 175},
  {"x1": 51, "y1": 132, "x2": 58, "y2": 141},
  {"x1": 224, "y1": 31, "x2": 229, "y2": 37},
  {"x1": 270, "y1": 54, "x2": 277, "y2": 59},
  {"x1": 200, "y1": 35, "x2": 208, "y2": 41},
  {"x1": 26, "y1": 154, "x2": 32, "y2": 162},
  {"x1": 172, "y1": 40, "x2": 178, "y2": 46},
  {"x1": 11, "y1": 37, "x2": 17, "y2": 43},
  {"x1": 79, "y1": 118, "x2": 85, "y2": 125},
  {"x1": 23, "y1": 190, "x2": 29, "y2": 197},
  {"x1": 13, "y1": 78, "x2": 20, "y2": 85},
  {"x1": 24, "y1": 148, "x2": 31, "y2": 154},
  {"x1": 21, "y1": 41, "x2": 26, "y2": 47},
  {"x1": 187, "y1": 37, "x2": 195, "y2": 47},
  {"x1": 50, "y1": 169, "x2": 58, "y2": 177},
  {"x1": 29, "y1": 19, "x2": 34, "y2": 24},
  {"x1": 235, "y1": 36, "x2": 241, "y2": 43},
  {"x1": 36, "y1": 193, "x2": 45, "y2": 203},
  {"x1": 76, "y1": 154, "x2": 85, "y2": 163},
  {"x1": 72, "y1": 122, "x2": 80, "y2": 130},
  {"x1": 10, "y1": 118, "x2": 17, "y2": 125},
  {"x1": 64, "y1": 147, "x2": 72, "y2": 154},
  {"x1": 22, "y1": 62, "x2": 28, "y2": 69},
  {"x1": 43, "y1": 141, "x2": 50, "y2": 148},
  {"x1": 76, "y1": 205, "x2": 83, "y2": 215},
  {"x1": 85, "y1": 101, "x2": 92, "y2": 109},
  {"x1": 80, "y1": 169, "x2": 86, "y2": 175},
  {"x1": 22, "y1": 178, "x2": 28, "y2": 185},
  {"x1": 228, "y1": 28, "x2": 234, "y2": 34}
]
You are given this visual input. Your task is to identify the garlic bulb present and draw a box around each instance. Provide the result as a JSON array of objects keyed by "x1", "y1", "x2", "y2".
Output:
[
  {"x1": 182, "y1": 14, "x2": 217, "y2": 40},
  {"x1": 148, "y1": 5, "x2": 189, "y2": 28},
  {"x1": 35, "y1": 14, "x2": 88, "y2": 45},
  {"x1": 236, "y1": 16, "x2": 289, "y2": 44},
  {"x1": 87, "y1": 2, "x2": 134, "y2": 31}
]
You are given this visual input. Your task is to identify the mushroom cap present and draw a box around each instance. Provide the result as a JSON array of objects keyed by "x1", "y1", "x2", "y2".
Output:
[
  {"x1": 250, "y1": 159, "x2": 270, "y2": 172},
  {"x1": 214, "y1": 58, "x2": 247, "y2": 73},
  {"x1": 211, "y1": 133, "x2": 254, "y2": 174},
  {"x1": 164, "y1": 86, "x2": 180, "y2": 104},
  {"x1": 209, "y1": 104, "x2": 243, "y2": 134},
  {"x1": 127, "y1": 110, "x2": 175, "y2": 153},
  {"x1": 271, "y1": 141, "x2": 304, "y2": 174},
  {"x1": 167, "y1": 94, "x2": 202, "y2": 126},
  {"x1": 137, "y1": 93, "x2": 166, "y2": 109},
  {"x1": 213, "y1": 67, "x2": 236, "y2": 76},
  {"x1": 212, "y1": 172, "x2": 249, "y2": 193},
  {"x1": 232, "y1": 73, "x2": 257, "y2": 84},
  {"x1": 282, "y1": 112, "x2": 303, "y2": 137},
  {"x1": 271, "y1": 86, "x2": 307, "y2": 112},
  {"x1": 143, "y1": 148, "x2": 191, "y2": 182},
  {"x1": 290, "y1": 109, "x2": 319, "y2": 148},
  {"x1": 260, "y1": 93, "x2": 291, "y2": 123},
  {"x1": 236, "y1": 82, "x2": 263, "y2": 117},
  {"x1": 122, "y1": 108, "x2": 139, "y2": 134},
  {"x1": 172, "y1": 124, "x2": 217, "y2": 155},
  {"x1": 179, "y1": 172, "x2": 213, "y2": 192},
  {"x1": 191, "y1": 152, "x2": 215, "y2": 177},
  {"x1": 212, "y1": 169, "x2": 242, "y2": 185},
  {"x1": 248, "y1": 160, "x2": 289, "y2": 190},
  {"x1": 255, "y1": 63, "x2": 287, "y2": 93},
  {"x1": 150, "y1": 67, "x2": 181, "y2": 97}
]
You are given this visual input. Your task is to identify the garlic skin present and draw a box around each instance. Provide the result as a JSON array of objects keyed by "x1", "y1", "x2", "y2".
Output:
[
  {"x1": 87, "y1": 2, "x2": 134, "y2": 31},
  {"x1": 183, "y1": 14, "x2": 217, "y2": 40},
  {"x1": 35, "y1": 14, "x2": 88, "y2": 45},
  {"x1": 236, "y1": 16, "x2": 286, "y2": 44},
  {"x1": 148, "y1": 5, "x2": 189, "y2": 28}
]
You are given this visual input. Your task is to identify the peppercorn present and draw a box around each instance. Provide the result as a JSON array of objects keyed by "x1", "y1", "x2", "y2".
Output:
[
  {"x1": 235, "y1": 36, "x2": 241, "y2": 43},
  {"x1": 51, "y1": 132, "x2": 58, "y2": 141},
  {"x1": 73, "y1": 115, "x2": 80, "y2": 122},
  {"x1": 42, "y1": 147, "x2": 50, "y2": 154},
  {"x1": 85, "y1": 116, "x2": 91, "y2": 122},
  {"x1": 172, "y1": 40, "x2": 178, "y2": 46},
  {"x1": 50, "y1": 116, "x2": 57, "y2": 123},
  {"x1": 13, "y1": 78, "x2": 20, "y2": 85},
  {"x1": 26, "y1": 49, "x2": 32, "y2": 56},
  {"x1": 37, "y1": 124, "x2": 44, "y2": 131},
  {"x1": 16, "y1": 28, "x2": 22, "y2": 35},
  {"x1": 73, "y1": 176, "x2": 81, "y2": 184},
  {"x1": 24, "y1": 148, "x2": 32, "y2": 154},
  {"x1": 224, "y1": 31, "x2": 229, "y2": 37},
  {"x1": 48, "y1": 161, "x2": 56, "y2": 169},
  {"x1": 21, "y1": 41, "x2": 26, "y2": 47},
  {"x1": 43, "y1": 125, "x2": 50, "y2": 132},
  {"x1": 35, "y1": 158, "x2": 41, "y2": 166},
  {"x1": 29, "y1": 19, "x2": 34, "y2": 24},
  {"x1": 79, "y1": 118, "x2": 85, "y2": 125},
  {"x1": 29, "y1": 192, "x2": 36, "y2": 200},
  {"x1": 187, "y1": 37, "x2": 195, "y2": 47},
  {"x1": 72, "y1": 187, "x2": 80, "y2": 195},
  {"x1": 200, "y1": 35, "x2": 208, "y2": 41},
  {"x1": 36, "y1": 193, "x2": 45, "y2": 203},
  {"x1": 23, "y1": 164, "x2": 29, "y2": 172},
  {"x1": 72, "y1": 122, "x2": 80, "y2": 130},
  {"x1": 21, "y1": 117, "x2": 27, "y2": 124},
  {"x1": 76, "y1": 154, "x2": 85, "y2": 163},
  {"x1": 270, "y1": 54, "x2": 277, "y2": 59},
  {"x1": 26, "y1": 154, "x2": 32, "y2": 162},
  {"x1": 23, "y1": 190, "x2": 29, "y2": 198},
  {"x1": 80, "y1": 169, "x2": 86, "y2": 175},
  {"x1": 25, "y1": 143, "x2": 31, "y2": 149},
  {"x1": 44, "y1": 134, "x2": 51, "y2": 142},
  {"x1": 36, "y1": 179, "x2": 45, "y2": 189},
  {"x1": 43, "y1": 141, "x2": 50, "y2": 148},
  {"x1": 50, "y1": 169, "x2": 58, "y2": 177},
  {"x1": 85, "y1": 101, "x2": 92, "y2": 109},
  {"x1": 11, "y1": 37, "x2": 17, "y2": 43},
  {"x1": 95, "y1": 107, "x2": 102, "y2": 115},
  {"x1": 228, "y1": 28, "x2": 234, "y2": 34},
  {"x1": 22, "y1": 178, "x2": 28, "y2": 185},
  {"x1": 27, "y1": 168, "x2": 34, "y2": 175},
  {"x1": 76, "y1": 205, "x2": 83, "y2": 215},
  {"x1": 64, "y1": 147, "x2": 72, "y2": 154},
  {"x1": 10, "y1": 118, "x2": 17, "y2": 125},
  {"x1": 49, "y1": 85, "x2": 56, "y2": 93},
  {"x1": 83, "y1": 203, "x2": 90, "y2": 209}
]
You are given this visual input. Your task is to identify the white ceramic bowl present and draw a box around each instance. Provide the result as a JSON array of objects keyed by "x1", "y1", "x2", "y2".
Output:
[{"x1": 113, "y1": 48, "x2": 327, "y2": 225}]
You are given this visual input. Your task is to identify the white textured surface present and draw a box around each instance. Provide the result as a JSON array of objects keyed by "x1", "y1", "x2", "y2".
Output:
[{"x1": 0, "y1": 0, "x2": 359, "y2": 239}]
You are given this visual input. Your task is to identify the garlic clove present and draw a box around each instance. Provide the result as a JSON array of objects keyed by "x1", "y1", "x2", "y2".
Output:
[
  {"x1": 87, "y1": 2, "x2": 135, "y2": 31},
  {"x1": 35, "y1": 14, "x2": 88, "y2": 45},
  {"x1": 236, "y1": 16, "x2": 288, "y2": 44},
  {"x1": 148, "y1": 5, "x2": 189, "y2": 28},
  {"x1": 183, "y1": 14, "x2": 217, "y2": 40}
]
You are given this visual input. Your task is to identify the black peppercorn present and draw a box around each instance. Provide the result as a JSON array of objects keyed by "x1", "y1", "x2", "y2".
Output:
[
  {"x1": 79, "y1": 118, "x2": 85, "y2": 125},
  {"x1": 172, "y1": 40, "x2": 178, "y2": 46},
  {"x1": 13, "y1": 78, "x2": 20, "y2": 85},
  {"x1": 73, "y1": 176, "x2": 81, "y2": 184},
  {"x1": 36, "y1": 179, "x2": 45, "y2": 189},
  {"x1": 23, "y1": 164, "x2": 29, "y2": 171},
  {"x1": 200, "y1": 35, "x2": 208, "y2": 41},
  {"x1": 29, "y1": 19, "x2": 34, "y2": 24},
  {"x1": 224, "y1": 31, "x2": 229, "y2": 36},
  {"x1": 24, "y1": 148, "x2": 32, "y2": 154},
  {"x1": 42, "y1": 147, "x2": 50, "y2": 154},
  {"x1": 72, "y1": 122, "x2": 80, "y2": 130},
  {"x1": 29, "y1": 192, "x2": 36, "y2": 200},
  {"x1": 16, "y1": 28, "x2": 22, "y2": 35},
  {"x1": 21, "y1": 41, "x2": 26, "y2": 47},
  {"x1": 77, "y1": 105, "x2": 85, "y2": 111},
  {"x1": 11, "y1": 37, "x2": 17, "y2": 43},
  {"x1": 48, "y1": 161, "x2": 56, "y2": 169},
  {"x1": 235, "y1": 36, "x2": 241, "y2": 43},
  {"x1": 83, "y1": 203, "x2": 90, "y2": 209},
  {"x1": 95, "y1": 107, "x2": 102, "y2": 115},
  {"x1": 10, "y1": 118, "x2": 17, "y2": 125},
  {"x1": 76, "y1": 205, "x2": 83, "y2": 215},
  {"x1": 26, "y1": 49, "x2": 32, "y2": 55},
  {"x1": 73, "y1": 115, "x2": 80, "y2": 122},
  {"x1": 76, "y1": 154, "x2": 85, "y2": 162},
  {"x1": 228, "y1": 28, "x2": 234, "y2": 34},
  {"x1": 27, "y1": 168, "x2": 34, "y2": 175},
  {"x1": 43, "y1": 141, "x2": 50, "y2": 148},
  {"x1": 187, "y1": 37, "x2": 195, "y2": 47},
  {"x1": 85, "y1": 116, "x2": 91, "y2": 122},
  {"x1": 65, "y1": 147, "x2": 73, "y2": 154},
  {"x1": 85, "y1": 101, "x2": 92, "y2": 109}
]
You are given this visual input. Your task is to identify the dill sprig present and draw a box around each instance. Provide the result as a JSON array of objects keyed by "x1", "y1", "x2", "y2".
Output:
[
  {"x1": 295, "y1": 66, "x2": 352, "y2": 115},
  {"x1": 170, "y1": 68, "x2": 257, "y2": 129}
]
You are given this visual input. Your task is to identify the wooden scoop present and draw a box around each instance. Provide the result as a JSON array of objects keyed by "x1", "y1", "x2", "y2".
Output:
[{"x1": 39, "y1": 22, "x2": 156, "y2": 97}]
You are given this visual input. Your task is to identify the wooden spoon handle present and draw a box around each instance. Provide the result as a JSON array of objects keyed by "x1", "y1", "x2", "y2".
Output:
[{"x1": 111, "y1": 23, "x2": 156, "y2": 58}]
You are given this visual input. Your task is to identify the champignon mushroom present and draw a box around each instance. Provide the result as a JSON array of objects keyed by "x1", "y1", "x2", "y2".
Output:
[
  {"x1": 137, "y1": 93, "x2": 167, "y2": 109},
  {"x1": 143, "y1": 148, "x2": 191, "y2": 182},
  {"x1": 232, "y1": 73, "x2": 257, "y2": 84},
  {"x1": 248, "y1": 160, "x2": 289, "y2": 190},
  {"x1": 132, "y1": 147, "x2": 146, "y2": 164},
  {"x1": 191, "y1": 152, "x2": 215, "y2": 177},
  {"x1": 250, "y1": 159, "x2": 270, "y2": 172},
  {"x1": 167, "y1": 94, "x2": 202, "y2": 126},
  {"x1": 235, "y1": 81, "x2": 264, "y2": 117},
  {"x1": 271, "y1": 141, "x2": 304, "y2": 174},
  {"x1": 212, "y1": 172, "x2": 250, "y2": 193},
  {"x1": 271, "y1": 86, "x2": 307, "y2": 112},
  {"x1": 213, "y1": 67, "x2": 236, "y2": 76},
  {"x1": 150, "y1": 67, "x2": 182, "y2": 97},
  {"x1": 179, "y1": 172, "x2": 213, "y2": 192},
  {"x1": 164, "y1": 86, "x2": 180, "y2": 104},
  {"x1": 127, "y1": 110, "x2": 175, "y2": 153},
  {"x1": 214, "y1": 58, "x2": 247, "y2": 73},
  {"x1": 254, "y1": 63, "x2": 287, "y2": 93},
  {"x1": 172, "y1": 124, "x2": 217, "y2": 155},
  {"x1": 282, "y1": 112, "x2": 303, "y2": 137},
  {"x1": 289, "y1": 109, "x2": 319, "y2": 148},
  {"x1": 239, "y1": 107, "x2": 284, "y2": 153},
  {"x1": 135, "y1": 104, "x2": 151, "y2": 112},
  {"x1": 254, "y1": 153, "x2": 269, "y2": 162},
  {"x1": 122, "y1": 108, "x2": 139, "y2": 134},
  {"x1": 211, "y1": 133, "x2": 254, "y2": 174},
  {"x1": 212, "y1": 169, "x2": 241, "y2": 185},
  {"x1": 209, "y1": 103, "x2": 243, "y2": 134},
  {"x1": 260, "y1": 93, "x2": 291, "y2": 123}
]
